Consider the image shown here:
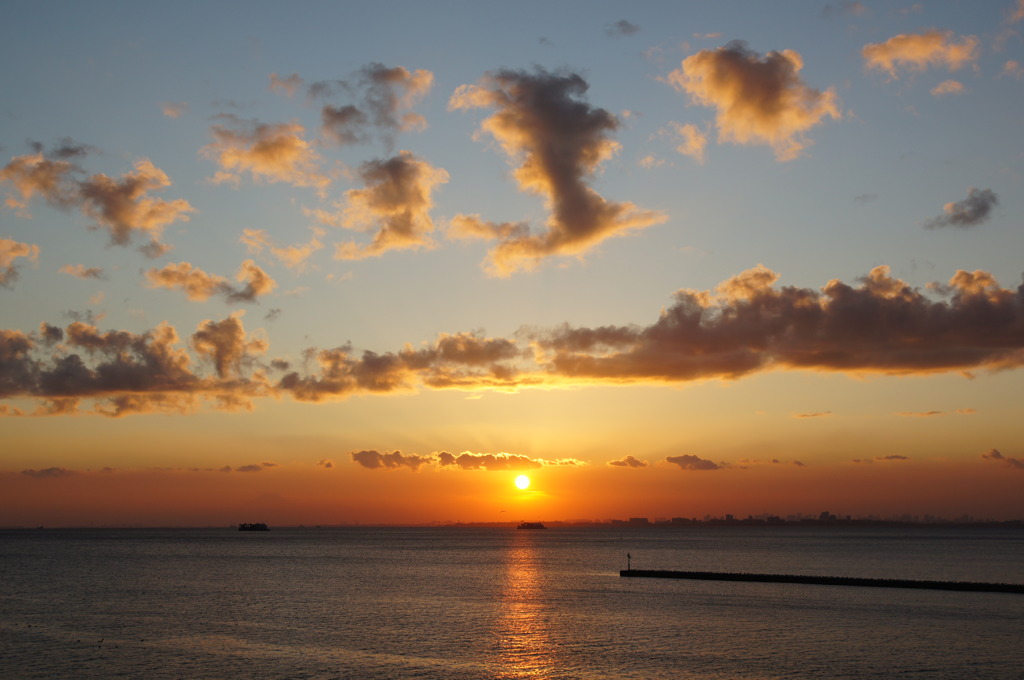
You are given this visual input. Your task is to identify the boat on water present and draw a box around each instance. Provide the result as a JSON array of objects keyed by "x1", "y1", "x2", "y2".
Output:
[
  {"x1": 517, "y1": 522, "x2": 546, "y2": 530},
  {"x1": 238, "y1": 522, "x2": 269, "y2": 531}
]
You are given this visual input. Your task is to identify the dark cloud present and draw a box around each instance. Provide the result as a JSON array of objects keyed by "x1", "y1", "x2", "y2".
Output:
[
  {"x1": 449, "y1": 68, "x2": 665, "y2": 274},
  {"x1": 21, "y1": 467, "x2": 74, "y2": 478},
  {"x1": 981, "y1": 448, "x2": 1024, "y2": 470},
  {"x1": 608, "y1": 455, "x2": 648, "y2": 468},
  {"x1": 606, "y1": 20, "x2": 640, "y2": 37},
  {"x1": 0, "y1": 315, "x2": 271, "y2": 416},
  {"x1": 924, "y1": 188, "x2": 998, "y2": 229},
  {"x1": 665, "y1": 454, "x2": 722, "y2": 471},
  {"x1": 350, "y1": 449, "x2": 433, "y2": 471}
]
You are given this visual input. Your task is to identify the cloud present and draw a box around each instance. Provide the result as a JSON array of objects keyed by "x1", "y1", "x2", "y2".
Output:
[
  {"x1": 531, "y1": 264, "x2": 1024, "y2": 384},
  {"x1": 668, "y1": 122, "x2": 708, "y2": 164},
  {"x1": 930, "y1": 80, "x2": 965, "y2": 97},
  {"x1": 2, "y1": 145, "x2": 192, "y2": 256},
  {"x1": 793, "y1": 411, "x2": 832, "y2": 418},
  {"x1": 449, "y1": 67, "x2": 665, "y2": 275},
  {"x1": 606, "y1": 20, "x2": 640, "y2": 37},
  {"x1": 279, "y1": 330, "x2": 524, "y2": 401},
  {"x1": 981, "y1": 448, "x2": 1024, "y2": 470},
  {"x1": 862, "y1": 30, "x2": 979, "y2": 79},
  {"x1": 0, "y1": 152, "x2": 81, "y2": 215},
  {"x1": 0, "y1": 315, "x2": 271, "y2": 416},
  {"x1": 191, "y1": 312, "x2": 268, "y2": 379},
  {"x1": 665, "y1": 454, "x2": 721, "y2": 471},
  {"x1": 160, "y1": 102, "x2": 188, "y2": 118},
  {"x1": 21, "y1": 466, "x2": 74, "y2": 478},
  {"x1": 877, "y1": 454, "x2": 909, "y2": 461},
  {"x1": 924, "y1": 187, "x2": 998, "y2": 229},
  {"x1": 896, "y1": 410, "x2": 944, "y2": 417},
  {"x1": 350, "y1": 449, "x2": 433, "y2": 471},
  {"x1": 667, "y1": 41, "x2": 841, "y2": 161},
  {"x1": 58, "y1": 264, "x2": 104, "y2": 280},
  {"x1": 318, "y1": 458, "x2": 334, "y2": 469},
  {"x1": 1009, "y1": 0, "x2": 1024, "y2": 23},
  {"x1": 77, "y1": 159, "x2": 195, "y2": 257},
  {"x1": 7, "y1": 265, "x2": 1024, "y2": 415},
  {"x1": 324, "y1": 151, "x2": 449, "y2": 259},
  {"x1": 822, "y1": 1, "x2": 867, "y2": 17},
  {"x1": 0, "y1": 238, "x2": 40, "y2": 287},
  {"x1": 240, "y1": 227, "x2": 324, "y2": 271},
  {"x1": 1002, "y1": 60, "x2": 1023, "y2": 79},
  {"x1": 290, "y1": 63, "x2": 432, "y2": 147},
  {"x1": 201, "y1": 115, "x2": 329, "y2": 192},
  {"x1": 436, "y1": 451, "x2": 586, "y2": 470},
  {"x1": 268, "y1": 72, "x2": 304, "y2": 97},
  {"x1": 608, "y1": 455, "x2": 648, "y2": 468},
  {"x1": 145, "y1": 260, "x2": 276, "y2": 302}
]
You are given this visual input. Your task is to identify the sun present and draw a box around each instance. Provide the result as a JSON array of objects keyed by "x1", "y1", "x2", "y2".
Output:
[{"x1": 514, "y1": 474, "x2": 531, "y2": 490}]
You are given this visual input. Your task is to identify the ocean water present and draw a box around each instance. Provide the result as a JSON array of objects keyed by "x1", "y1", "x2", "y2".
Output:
[{"x1": 1, "y1": 526, "x2": 1022, "y2": 679}]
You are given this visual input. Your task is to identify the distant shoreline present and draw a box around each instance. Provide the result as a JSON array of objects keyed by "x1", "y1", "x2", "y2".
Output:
[{"x1": 2, "y1": 519, "x2": 1023, "y2": 531}]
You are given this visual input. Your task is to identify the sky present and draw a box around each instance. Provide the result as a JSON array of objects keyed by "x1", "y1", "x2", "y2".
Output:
[{"x1": 2, "y1": 0, "x2": 1023, "y2": 527}]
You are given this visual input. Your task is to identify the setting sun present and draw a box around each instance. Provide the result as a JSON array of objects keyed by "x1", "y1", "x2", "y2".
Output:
[{"x1": 514, "y1": 475, "x2": 531, "y2": 490}]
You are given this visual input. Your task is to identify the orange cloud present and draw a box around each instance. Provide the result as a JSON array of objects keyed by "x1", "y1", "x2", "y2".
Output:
[
  {"x1": 930, "y1": 79, "x2": 965, "y2": 96},
  {"x1": 58, "y1": 264, "x2": 104, "y2": 280},
  {"x1": 202, "y1": 116, "x2": 329, "y2": 192},
  {"x1": 449, "y1": 68, "x2": 665, "y2": 274},
  {"x1": 78, "y1": 159, "x2": 195, "y2": 257},
  {"x1": 328, "y1": 151, "x2": 449, "y2": 259},
  {"x1": 240, "y1": 227, "x2": 324, "y2": 271},
  {"x1": 160, "y1": 102, "x2": 188, "y2": 118},
  {"x1": 669, "y1": 122, "x2": 708, "y2": 163},
  {"x1": 0, "y1": 153, "x2": 80, "y2": 215},
  {"x1": 0, "y1": 238, "x2": 40, "y2": 287},
  {"x1": 862, "y1": 30, "x2": 978, "y2": 79},
  {"x1": 667, "y1": 41, "x2": 841, "y2": 161},
  {"x1": 145, "y1": 260, "x2": 276, "y2": 302}
]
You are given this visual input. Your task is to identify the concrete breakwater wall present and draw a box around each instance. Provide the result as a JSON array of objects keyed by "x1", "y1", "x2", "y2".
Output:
[{"x1": 619, "y1": 569, "x2": 1024, "y2": 594}]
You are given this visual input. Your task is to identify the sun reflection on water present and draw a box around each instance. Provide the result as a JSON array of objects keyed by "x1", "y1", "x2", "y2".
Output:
[{"x1": 495, "y1": 531, "x2": 558, "y2": 678}]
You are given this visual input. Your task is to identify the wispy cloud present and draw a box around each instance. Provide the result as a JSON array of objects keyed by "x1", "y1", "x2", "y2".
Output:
[
  {"x1": 0, "y1": 239, "x2": 40, "y2": 288},
  {"x1": 862, "y1": 30, "x2": 978, "y2": 79}
]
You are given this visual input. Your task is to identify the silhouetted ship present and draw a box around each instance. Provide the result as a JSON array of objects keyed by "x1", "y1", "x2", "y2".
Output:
[
  {"x1": 517, "y1": 522, "x2": 546, "y2": 530},
  {"x1": 238, "y1": 522, "x2": 269, "y2": 531}
]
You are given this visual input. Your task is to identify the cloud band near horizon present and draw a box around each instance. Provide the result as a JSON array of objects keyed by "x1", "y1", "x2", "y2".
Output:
[{"x1": 2, "y1": 264, "x2": 1023, "y2": 416}]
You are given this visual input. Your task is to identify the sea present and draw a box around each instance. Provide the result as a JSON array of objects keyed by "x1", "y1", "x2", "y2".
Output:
[{"x1": 1, "y1": 525, "x2": 1022, "y2": 679}]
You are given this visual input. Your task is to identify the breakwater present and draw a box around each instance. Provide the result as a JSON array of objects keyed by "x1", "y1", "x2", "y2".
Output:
[{"x1": 620, "y1": 570, "x2": 1024, "y2": 594}]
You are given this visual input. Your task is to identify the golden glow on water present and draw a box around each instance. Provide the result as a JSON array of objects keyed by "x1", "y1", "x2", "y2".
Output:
[{"x1": 496, "y1": 532, "x2": 557, "y2": 677}]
